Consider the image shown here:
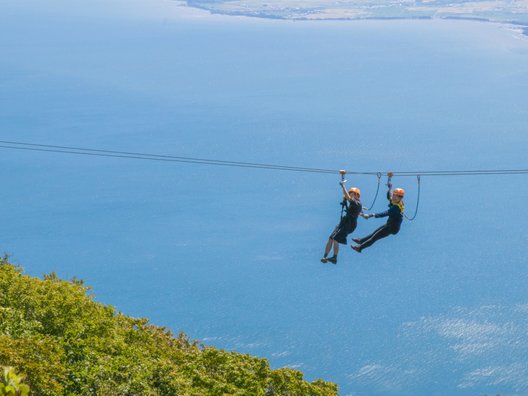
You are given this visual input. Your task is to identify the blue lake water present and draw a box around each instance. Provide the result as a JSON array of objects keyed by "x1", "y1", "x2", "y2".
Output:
[{"x1": 1, "y1": 1, "x2": 528, "y2": 394}]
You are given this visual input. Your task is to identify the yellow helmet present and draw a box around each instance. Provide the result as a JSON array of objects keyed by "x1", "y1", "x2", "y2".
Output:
[
  {"x1": 393, "y1": 188, "x2": 405, "y2": 197},
  {"x1": 348, "y1": 187, "x2": 361, "y2": 197}
]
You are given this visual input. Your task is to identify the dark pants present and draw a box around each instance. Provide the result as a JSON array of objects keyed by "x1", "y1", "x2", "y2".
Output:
[
  {"x1": 357, "y1": 224, "x2": 398, "y2": 251},
  {"x1": 329, "y1": 219, "x2": 357, "y2": 245}
]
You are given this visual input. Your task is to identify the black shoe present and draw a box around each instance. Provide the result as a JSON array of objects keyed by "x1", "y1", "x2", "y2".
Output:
[
  {"x1": 352, "y1": 245, "x2": 362, "y2": 253},
  {"x1": 352, "y1": 238, "x2": 361, "y2": 244},
  {"x1": 320, "y1": 257, "x2": 328, "y2": 263},
  {"x1": 327, "y1": 256, "x2": 337, "y2": 264}
]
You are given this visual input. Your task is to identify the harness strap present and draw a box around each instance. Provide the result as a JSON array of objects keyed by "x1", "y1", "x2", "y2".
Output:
[
  {"x1": 363, "y1": 172, "x2": 382, "y2": 211},
  {"x1": 340, "y1": 199, "x2": 347, "y2": 220},
  {"x1": 404, "y1": 175, "x2": 421, "y2": 221},
  {"x1": 391, "y1": 200, "x2": 405, "y2": 214}
]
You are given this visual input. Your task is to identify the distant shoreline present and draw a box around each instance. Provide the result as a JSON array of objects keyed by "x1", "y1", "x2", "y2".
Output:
[{"x1": 184, "y1": 2, "x2": 528, "y2": 36}]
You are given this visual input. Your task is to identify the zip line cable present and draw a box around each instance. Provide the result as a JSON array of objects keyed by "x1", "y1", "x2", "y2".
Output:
[
  {"x1": 0, "y1": 140, "x2": 350, "y2": 175},
  {"x1": 0, "y1": 144, "x2": 340, "y2": 175},
  {"x1": 392, "y1": 169, "x2": 528, "y2": 176},
  {"x1": 1, "y1": 140, "x2": 526, "y2": 222},
  {"x1": 0, "y1": 140, "x2": 527, "y2": 177}
]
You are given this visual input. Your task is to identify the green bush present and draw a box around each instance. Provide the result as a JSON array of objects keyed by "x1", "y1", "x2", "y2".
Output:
[{"x1": 0, "y1": 260, "x2": 337, "y2": 395}]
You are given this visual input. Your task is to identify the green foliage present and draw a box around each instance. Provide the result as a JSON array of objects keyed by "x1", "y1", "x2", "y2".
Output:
[
  {"x1": 268, "y1": 369, "x2": 338, "y2": 395},
  {"x1": 0, "y1": 261, "x2": 338, "y2": 395},
  {"x1": 0, "y1": 367, "x2": 30, "y2": 396}
]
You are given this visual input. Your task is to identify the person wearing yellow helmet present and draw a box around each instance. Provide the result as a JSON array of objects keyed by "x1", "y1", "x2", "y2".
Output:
[
  {"x1": 321, "y1": 179, "x2": 363, "y2": 264},
  {"x1": 352, "y1": 174, "x2": 404, "y2": 253}
]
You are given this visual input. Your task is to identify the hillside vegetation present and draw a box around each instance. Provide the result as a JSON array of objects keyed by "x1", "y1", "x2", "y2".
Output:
[{"x1": 0, "y1": 258, "x2": 337, "y2": 395}]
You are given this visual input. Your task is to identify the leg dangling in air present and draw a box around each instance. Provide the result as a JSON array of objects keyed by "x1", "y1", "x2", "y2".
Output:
[
  {"x1": 352, "y1": 225, "x2": 393, "y2": 252},
  {"x1": 321, "y1": 239, "x2": 334, "y2": 263},
  {"x1": 321, "y1": 238, "x2": 339, "y2": 264}
]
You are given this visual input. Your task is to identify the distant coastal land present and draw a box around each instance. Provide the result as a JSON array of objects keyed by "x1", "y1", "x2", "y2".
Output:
[{"x1": 185, "y1": 0, "x2": 528, "y2": 34}]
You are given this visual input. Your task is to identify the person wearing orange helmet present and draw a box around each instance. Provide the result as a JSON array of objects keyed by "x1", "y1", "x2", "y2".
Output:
[
  {"x1": 352, "y1": 173, "x2": 404, "y2": 253},
  {"x1": 321, "y1": 178, "x2": 362, "y2": 264}
]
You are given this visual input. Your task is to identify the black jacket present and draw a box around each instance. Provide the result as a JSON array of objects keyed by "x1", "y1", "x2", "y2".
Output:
[{"x1": 374, "y1": 191, "x2": 403, "y2": 231}]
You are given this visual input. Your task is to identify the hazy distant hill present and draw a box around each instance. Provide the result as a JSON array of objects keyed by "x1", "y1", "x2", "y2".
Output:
[{"x1": 186, "y1": 0, "x2": 528, "y2": 25}]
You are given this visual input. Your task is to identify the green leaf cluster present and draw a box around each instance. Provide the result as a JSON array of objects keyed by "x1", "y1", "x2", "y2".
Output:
[
  {"x1": 0, "y1": 260, "x2": 338, "y2": 395},
  {"x1": 0, "y1": 366, "x2": 30, "y2": 396}
]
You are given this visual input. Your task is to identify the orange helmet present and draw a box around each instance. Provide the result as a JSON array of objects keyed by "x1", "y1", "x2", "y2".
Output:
[
  {"x1": 348, "y1": 187, "x2": 361, "y2": 197},
  {"x1": 393, "y1": 188, "x2": 405, "y2": 197}
]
